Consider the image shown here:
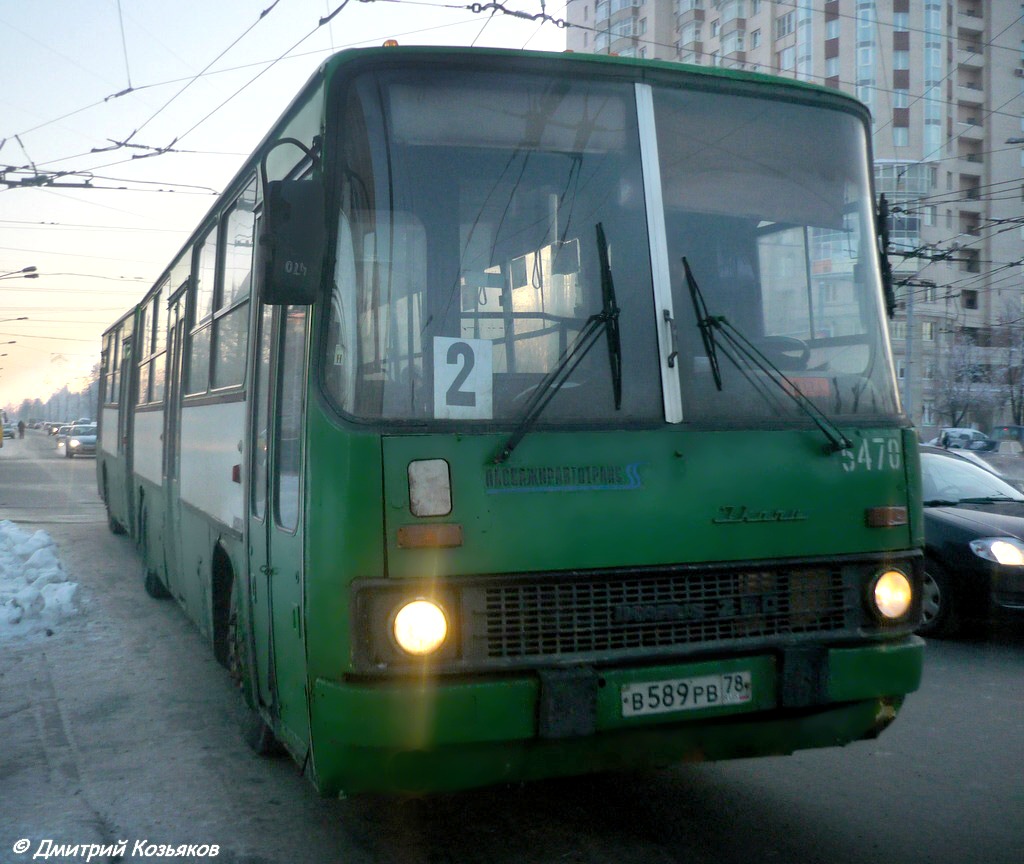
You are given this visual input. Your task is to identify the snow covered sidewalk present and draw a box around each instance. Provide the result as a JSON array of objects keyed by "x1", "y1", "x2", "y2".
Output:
[{"x1": 0, "y1": 520, "x2": 78, "y2": 640}]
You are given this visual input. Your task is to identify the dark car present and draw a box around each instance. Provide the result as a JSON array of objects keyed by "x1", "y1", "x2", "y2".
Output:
[
  {"x1": 64, "y1": 424, "x2": 97, "y2": 458},
  {"x1": 920, "y1": 445, "x2": 1024, "y2": 635},
  {"x1": 941, "y1": 440, "x2": 1024, "y2": 493}
]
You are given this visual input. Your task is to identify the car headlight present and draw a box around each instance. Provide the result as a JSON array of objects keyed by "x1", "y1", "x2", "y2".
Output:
[
  {"x1": 871, "y1": 569, "x2": 914, "y2": 620},
  {"x1": 969, "y1": 537, "x2": 1024, "y2": 566},
  {"x1": 69, "y1": 439, "x2": 80, "y2": 448},
  {"x1": 392, "y1": 599, "x2": 448, "y2": 656}
]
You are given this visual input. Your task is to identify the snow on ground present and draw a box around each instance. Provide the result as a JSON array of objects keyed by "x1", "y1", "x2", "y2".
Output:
[{"x1": 0, "y1": 520, "x2": 78, "y2": 640}]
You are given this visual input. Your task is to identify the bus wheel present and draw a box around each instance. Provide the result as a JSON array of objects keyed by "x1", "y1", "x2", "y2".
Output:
[
  {"x1": 226, "y1": 579, "x2": 280, "y2": 756},
  {"x1": 919, "y1": 556, "x2": 957, "y2": 637}
]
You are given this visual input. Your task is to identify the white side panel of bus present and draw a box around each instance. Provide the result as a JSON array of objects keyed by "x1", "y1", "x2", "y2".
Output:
[
  {"x1": 134, "y1": 411, "x2": 165, "y2": 485},
  {"x1": 101, "y1": 407, "x2": 119, "y2": 456},
  {"x1": 180, "y1": 401, "x2": 245, "y2": 533}
]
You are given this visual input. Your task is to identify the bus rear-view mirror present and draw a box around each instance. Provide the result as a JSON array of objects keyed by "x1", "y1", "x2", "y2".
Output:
[{"x1": 256, "y1": 179, "x2": 325, "y2": 305}]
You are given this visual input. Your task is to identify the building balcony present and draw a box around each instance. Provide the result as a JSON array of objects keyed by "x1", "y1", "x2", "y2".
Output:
[
  {"x1": 610, "y1": 34, "x2": 639, "y2": 51},
  {"x1": 956, "y1": 120, "x2": 984, "y2": 142},
  {"x1": 956, "y1": 82, "x2": 984, "y2": 106},
  {"x1": 958, "y1": 154, "x2": 984, "y2": 172},
  {"x1": 956, "y1": 11, "x2": 984, "y2": 35},
  {"x1": 676, "y1": 7, "x2": 704, "y2": 26},
  {"x1": 720, "y1": 16, "x2": 745, "y2": 36},
  {"x1": 958, "y1": 193, "x2": 982, "y2": 214},
  {"x1": 957, "y1": 47, "x2": 983, "y2": 69}
]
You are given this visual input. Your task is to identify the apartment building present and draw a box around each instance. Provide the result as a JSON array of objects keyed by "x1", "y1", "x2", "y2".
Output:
[{"x1": 565, "y1": 0, "x2": 1024, "y2": 435}]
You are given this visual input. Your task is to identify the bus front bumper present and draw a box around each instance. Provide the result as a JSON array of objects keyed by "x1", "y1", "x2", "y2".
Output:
[{"x1": 309, "y1": 636, "x2": 923, "y2": 796}]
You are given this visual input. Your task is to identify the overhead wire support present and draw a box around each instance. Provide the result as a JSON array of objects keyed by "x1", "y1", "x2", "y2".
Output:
[{"x1": 465, "y1": 1, "x2": 569, "y2": 28}]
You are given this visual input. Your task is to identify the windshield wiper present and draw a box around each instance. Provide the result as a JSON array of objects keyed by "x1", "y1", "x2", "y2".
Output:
[
  {"x1": 597, "y1": 222, "x2": 623, "y2": 409},
  {"x1": 682, "y1": 256, "x2": 852, "y2": 454},
  {"x1": 957, "y1": 495, "x2": 1023, "y2": 504},
  {"x1": 684, "y1": 257, "x2": 723, "y2": 390},
  {"x1": 493, "y1": 223, "x2": 622, "y2": 465}
]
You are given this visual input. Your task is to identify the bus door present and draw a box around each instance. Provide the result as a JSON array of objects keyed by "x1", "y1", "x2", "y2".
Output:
[
  {"x1": 162, "y1": 289, "x2": 187, "y2": 595},
  {"x1": 247, "y1": 304, "x2": 310, "y2": 754},
  {"x1": 116, "y1": 328, "x2": 133, "y2": 526},
  {"x1": 117, "y1": 327, "x2": 133, "y2": 460}
]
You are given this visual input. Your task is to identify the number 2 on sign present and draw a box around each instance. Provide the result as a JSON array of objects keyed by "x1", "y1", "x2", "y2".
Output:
[{"x1": 433, "y1": 336, "x2": 493, "y2": 420}]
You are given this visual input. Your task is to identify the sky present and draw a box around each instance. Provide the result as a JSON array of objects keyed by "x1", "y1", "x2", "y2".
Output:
[{"x1": 0, "y1": 0, "x2": 568, "y2": 412}]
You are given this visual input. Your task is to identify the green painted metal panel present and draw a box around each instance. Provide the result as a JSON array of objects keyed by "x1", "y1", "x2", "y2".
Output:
[
  {"x1": 308, "y1": 673, "x2": 913, "y2": 796},
  {"x1": 303, "y1": 404, "x2": 387, "y2": 683},
  {"x1": 381, "y1": 428, "x2": 915, "y2": 580},
  {"x1": 827, "y1": 636, "x2": 925, "y2": 702}
]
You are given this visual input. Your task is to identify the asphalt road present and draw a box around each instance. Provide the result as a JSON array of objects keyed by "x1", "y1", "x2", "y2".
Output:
[{"x1": 1, "y1": 429, "x2": 1022, "y2": 864}]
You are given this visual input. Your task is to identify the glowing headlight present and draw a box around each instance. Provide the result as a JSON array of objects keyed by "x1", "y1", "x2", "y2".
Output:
[
  {"x1": 392, "y1": 599, "x2": 448, "y2": 656},
  {"x1": 872, "y1": 570, "x2": 913, "y2": 620},
  {"x1": 69, "y1": 439, "x2": 80, "y2": 448},
  {"x1": 970, "y1": 537, "x2": 1024, "y2": 566}
]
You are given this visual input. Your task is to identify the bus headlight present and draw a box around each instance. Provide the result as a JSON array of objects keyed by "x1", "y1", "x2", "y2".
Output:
[
  {"x1": 392, "y1": 599, "x2": 448, "y2": 656},
  {"x1": 872, "y1": 570, "x2": 913, "y2": 620}
]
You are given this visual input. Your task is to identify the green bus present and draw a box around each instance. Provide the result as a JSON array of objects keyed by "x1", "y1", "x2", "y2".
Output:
[{"x1": 98, "y1": 46, "x2": 924, "y2": 796}]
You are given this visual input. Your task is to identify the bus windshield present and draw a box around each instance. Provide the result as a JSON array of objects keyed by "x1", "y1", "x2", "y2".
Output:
[{"x1": 322, "y1": 67, "x2": 899, "y2": 427}]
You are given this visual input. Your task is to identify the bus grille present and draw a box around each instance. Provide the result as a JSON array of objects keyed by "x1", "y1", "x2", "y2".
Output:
[{"x1": 480, "y1": 567, "x2": 847, "y2": 660}]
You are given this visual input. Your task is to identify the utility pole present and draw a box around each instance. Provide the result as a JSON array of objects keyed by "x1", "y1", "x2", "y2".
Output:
[{"x1": 905, "y1": 280, "x2": 914, "y2": 420}]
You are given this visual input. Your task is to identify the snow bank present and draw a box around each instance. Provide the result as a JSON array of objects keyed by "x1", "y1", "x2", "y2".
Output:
[{"x1": 0, "y1": 520, "x2": 78, "y2": 640}]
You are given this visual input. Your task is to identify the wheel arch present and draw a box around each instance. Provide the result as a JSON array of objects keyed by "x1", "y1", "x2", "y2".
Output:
[{"x1": 212, "y1": 540, "x2": 238, "y2": 668}]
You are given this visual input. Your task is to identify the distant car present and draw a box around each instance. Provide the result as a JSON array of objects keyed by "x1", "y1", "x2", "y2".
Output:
[
  {"x1": 55, "y1": 425, "x2": 71, "y2": 447},
  {"x1": 992, "y1": 424, "x2": 1024, "y2": 446},
  {"x1": 2, "y1": 423, "x2": 14, "y2": 439},
  {"x1": 64, "y1": 424, "x2": 97, "y2": 458},
  {"x1": 925, "y1": 427, "x2": 992, "y2": 449},
  {"x1": 920, "y1": 445, "x2": 1024, "y2": 636}
]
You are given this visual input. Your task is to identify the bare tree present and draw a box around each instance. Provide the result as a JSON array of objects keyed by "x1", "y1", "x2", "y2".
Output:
[{"x1": 934, "y1": 327, "x2": 1002, "y2": 428}]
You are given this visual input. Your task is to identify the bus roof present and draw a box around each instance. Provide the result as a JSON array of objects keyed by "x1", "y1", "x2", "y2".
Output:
[{"x1": 318, "y1": 45, "x2": 865, "y2": 111}]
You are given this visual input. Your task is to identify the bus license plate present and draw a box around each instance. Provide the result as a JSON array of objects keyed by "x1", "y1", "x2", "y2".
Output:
[{"x1": 621, "y1": 671, "x2": 752, "y2": 717}]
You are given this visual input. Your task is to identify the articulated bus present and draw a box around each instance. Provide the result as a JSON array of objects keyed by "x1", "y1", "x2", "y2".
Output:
[{"x1": 98, "y1": 46, "x2": 924, "y2": 796}]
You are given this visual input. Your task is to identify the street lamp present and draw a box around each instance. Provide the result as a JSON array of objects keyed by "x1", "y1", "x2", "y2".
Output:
[{"x1": 0, "y1": 266, "x2": 39, "y2": 282}]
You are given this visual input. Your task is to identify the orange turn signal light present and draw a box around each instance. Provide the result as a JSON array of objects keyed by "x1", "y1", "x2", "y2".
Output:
[
  {"x1": 865, "y1": 506, "x2": 908, "y2": 528},
  {"x1": 396, "y1": 524, "x2": 464, "y2": 549}
]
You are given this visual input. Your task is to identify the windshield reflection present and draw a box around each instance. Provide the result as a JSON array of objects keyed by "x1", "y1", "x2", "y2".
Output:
[{"x1": 921, "y1": 452, "x2": 1024, "y2": 504}]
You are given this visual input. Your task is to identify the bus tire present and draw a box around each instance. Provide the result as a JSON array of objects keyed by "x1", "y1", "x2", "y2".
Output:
[
  {"x1": 919, "y1": 555, "x2": 957, "y2": 637},
  {"x1": 227, "y1": 578, "x2": 281, "y2": 757}
]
